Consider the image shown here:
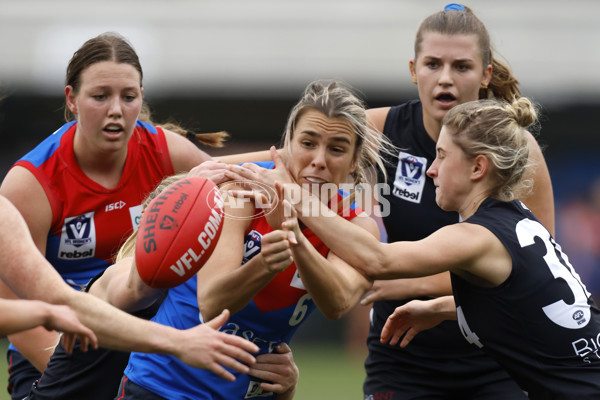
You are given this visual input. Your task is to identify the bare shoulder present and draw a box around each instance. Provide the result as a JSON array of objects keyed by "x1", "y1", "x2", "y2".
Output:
[
  {"x1": 0, "y1": 166, "x2": 52, "y2": 247},
  {"x1": 522, "y1": 131, "x2": 555, "y2": 235},
  {"x1": 163, "y1": 128, "x2": 212, "y2": 172},
  {"x1": 366, "y1": 107, "x2": 391, "y2": 133},
  {"x1": 425, "y1": 223, "x2": 498, "y2": 267},
  {"x1": 435, "y1": 223, "x2": 511, "y2": 285}
]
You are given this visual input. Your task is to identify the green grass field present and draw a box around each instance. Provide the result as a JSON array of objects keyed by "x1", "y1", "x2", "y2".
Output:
[{"x1": 0, "y1": 338, "x2": 365, "y2": 400}]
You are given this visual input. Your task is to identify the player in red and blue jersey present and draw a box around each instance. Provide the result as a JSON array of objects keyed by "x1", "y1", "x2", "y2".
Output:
[
  {"x1": 112, "y1": 80, "x2": 395, "y2": 399},
  {"x1": 0, "y1": 32, "x2": 216, "y2": 399}
]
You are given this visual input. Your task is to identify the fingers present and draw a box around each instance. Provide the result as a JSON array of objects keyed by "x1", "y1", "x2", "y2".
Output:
[
  {"x1": 206, "y1": 362, "x2": 237, "y2": 382},
  {"x1": 274, "y1": 342, "x2": 292, "y2": 354},
  {"x1": 271, "y1": 146, "x2": 285, "y2": 169},
  {"x1": 188, "y1": 161, "x2": 230, "y2": 184},
  {"x1": 227, "y1": 190, "x2": 271, "y2": 207},
  {"x1": 400, "y1": 328, "x2": 418, "y2": 348},
  {"x1": 359, "y1": 291, "x2": 376, "y2": 306},
  {"x1": 248, "y1": 342, "x2": 298, "y2": 395},
  {"x1": 204, "y1": 309, "x2": 230, "y2": 330},
  {"x1": 62, "y1": 333, "x2": 75, "y2": 354},
  {"x1": 261, "y1": 231, "x2": 294, "y2": 272}
]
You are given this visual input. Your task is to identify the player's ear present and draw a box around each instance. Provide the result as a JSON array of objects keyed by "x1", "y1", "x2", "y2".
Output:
[
  {"x1": 65, "y1": 86, "x2": 78, "y2": 115},
  {"x1": 471, "y1": 154, "x2": 488, "y2": 181},
  {"x1": 409, "y1": 60, "x2": 417, "y2": 84}
]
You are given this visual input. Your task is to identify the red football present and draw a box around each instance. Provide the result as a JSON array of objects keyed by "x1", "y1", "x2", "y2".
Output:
[{"x1": 135, "y1": 176, "x2": 224, "y2": 289}]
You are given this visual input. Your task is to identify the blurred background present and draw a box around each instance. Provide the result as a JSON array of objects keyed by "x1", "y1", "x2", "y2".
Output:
[{"x1": 1, "y1": 1, "x2": 599, "y2": 398}]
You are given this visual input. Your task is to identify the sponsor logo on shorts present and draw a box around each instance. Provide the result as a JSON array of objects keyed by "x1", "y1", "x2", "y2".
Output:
[
  {"x1": 392, "y1": 151, "x2": 427, "y2": 204},
  {"x1": 244, "y1": 380, "x2": 273, "y2": 398},
  {"x1": 58, "y1": 212, "x2": 96, "y2": 260}
]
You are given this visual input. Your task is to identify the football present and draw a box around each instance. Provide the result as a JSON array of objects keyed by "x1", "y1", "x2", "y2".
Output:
[{"x1": 135, "y1": 176, "x2": 224, "y2": 289}]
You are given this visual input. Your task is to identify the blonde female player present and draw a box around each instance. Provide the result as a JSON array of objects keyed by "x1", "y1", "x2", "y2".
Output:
[
  {"x1": 113, "y1": 79, "x2": 394, "y2": 399},
  {"x1": 248, "y1": 97, "x2": 600, "y2": 399}
]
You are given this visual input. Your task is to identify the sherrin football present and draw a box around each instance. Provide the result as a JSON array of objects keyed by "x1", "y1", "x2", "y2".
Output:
[{"x1": 135, "y1": 176, "x2": 224, "y2": 289}]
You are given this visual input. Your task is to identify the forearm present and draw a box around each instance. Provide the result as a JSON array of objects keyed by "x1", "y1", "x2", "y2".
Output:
[
  {"x1": 60, "y1": 290, "x2": 180, "y2": 353},
  {"x1": 405, "y1": 273, "x2": 453, "y2": 299},
  {"x1": 288, "y1": 184, "x2": 388, "y2": 278},
  {"x1": 197, "y1": 256, "x2": 276, "y2": 320},
  {"x1": 216, "y1": 150, "x2": 273, "y2": 165},
  {"x1": 5, "y1": 306, "x2": 61, "y2": 372},
  {"x1": 291, "y1": 235, "x2": 369, "y2": 320},
  {"x1": 429, "y1": 296, "x2": 457, "y2": 321},
  {"x1": 89, "y1": 259, "x2": 164, "y2": 313}
]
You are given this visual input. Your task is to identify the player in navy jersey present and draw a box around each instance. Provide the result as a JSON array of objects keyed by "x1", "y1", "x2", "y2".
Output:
[
  {"x1": 267, "y1": 97, "x2": 600, "y2": 399},
  {"x1": 236, "y1": 5, "x2": 555, "y2": 397},
  {"x1": 356, "y1": 4, "x2": 554, "y2": 399}
]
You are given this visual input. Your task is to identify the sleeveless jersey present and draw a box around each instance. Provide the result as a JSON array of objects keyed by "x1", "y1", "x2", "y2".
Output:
[
  {"x1": 453, "y1": 198, "x2": 600, "y2": 399},
  {"x1": 366, "y1": 101, "x2": 520, "y2": 391},
  {"x1": 14, "y1": 120, "x2": 174, "y2": 290},
  {"x1": 124, "y1": 164, "x2": 362, "y2": 400}
]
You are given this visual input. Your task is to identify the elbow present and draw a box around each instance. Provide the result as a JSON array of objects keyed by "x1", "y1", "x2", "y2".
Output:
[
  {"x1": 322, "y1": 308, "x2": 345, "y2": 321},
  {"x1": 197, "y1": 296, "x2": 219, "y2": 321},
  {"x1": 196, "y1": 289, "x2": 226, "y2": 321},
  {"x1": 318, "y1": 298, "x2": 354, "y2": 321}
]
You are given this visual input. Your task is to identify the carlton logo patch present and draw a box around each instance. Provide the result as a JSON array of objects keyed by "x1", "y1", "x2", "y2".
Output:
[
  {"x1": 58, "y1": 212, "x2": 96, "y2": 260},
  {"x1": 392, "y1": 151, "x2": 427, "y2": 204}
]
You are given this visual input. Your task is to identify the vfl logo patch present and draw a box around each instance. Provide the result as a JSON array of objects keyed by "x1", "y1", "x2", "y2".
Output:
[
  {"x1": 58, "y1": 212, "x2": 96, "y2": 260},
  {"x1": 242, "y1": 230, "x2": 262, "y2": 265},
  {"x1": 392, "y1": 151, "x2": 427, "y2": 204}
]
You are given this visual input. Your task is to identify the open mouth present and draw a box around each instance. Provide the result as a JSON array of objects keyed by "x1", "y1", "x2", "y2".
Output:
[
  {"x1": 104, "y1": 124, "x2": 124, "y2": 137},
  {"x1": 436, "y1": 93, "x2": 456, "y2": 102}
]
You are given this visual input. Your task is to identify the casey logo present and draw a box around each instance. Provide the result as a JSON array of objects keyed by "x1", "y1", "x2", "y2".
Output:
[
  {"x1": 392, "y1": 151, "x2": 427, "y2": 204},
  {"x1": 58, "y1": 213, "x2": 96, "y2": 260}
]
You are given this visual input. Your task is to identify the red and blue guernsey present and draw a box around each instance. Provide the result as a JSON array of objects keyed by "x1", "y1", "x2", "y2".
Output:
[
  {"x1": 13, "y1": 120, "x2": 174, "y2": 290},
  {"x1": 124, "y1": 163, "x2": 361, "y2": 400}
]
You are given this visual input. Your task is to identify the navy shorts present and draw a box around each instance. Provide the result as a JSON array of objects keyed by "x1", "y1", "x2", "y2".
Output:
[
  {"x1": 7, "y1": 350, "x2": 40, "y2": 400},
  {"x1": 114, "y1": 376, "x2": 166, "y2": 400}
]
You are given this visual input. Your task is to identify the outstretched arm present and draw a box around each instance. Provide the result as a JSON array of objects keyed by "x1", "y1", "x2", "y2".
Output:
[
  {"x1": 360, "y1": 274, "x2": 453, "y2": 306},
  {"x1": 0, "y1": 298, "x2": 94, "y2": 351},
  {"x1": 0, "y1": 195, "x2": 258, "y2": 380},
  {"x1": 282, "y1": 202, "x2": 375, "y2": 320},
  {"x1": 87, "y1": 257, "x2": 164, "y2": 313}
]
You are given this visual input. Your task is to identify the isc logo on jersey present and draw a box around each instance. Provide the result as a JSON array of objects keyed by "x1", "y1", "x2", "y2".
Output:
[
  {"x1": 392, "y1": 151, "x2": 427, "y2": 204},
  {"x1": 58, "y1": 213, "x2": 96, "y2": 260}
]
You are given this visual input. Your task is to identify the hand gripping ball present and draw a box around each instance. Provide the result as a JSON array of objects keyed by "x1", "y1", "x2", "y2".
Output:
[{"x1": 135, "y1": 176, "x2": 224, "y2": 288}]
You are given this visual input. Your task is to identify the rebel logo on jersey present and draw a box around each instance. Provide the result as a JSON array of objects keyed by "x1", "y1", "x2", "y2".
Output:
[
  {"x1": 58, "y1": 212, "x2": 96, "y2": 259},
  {"x1": 393, "y1": 151, "x2": 428, "y2": 204}
]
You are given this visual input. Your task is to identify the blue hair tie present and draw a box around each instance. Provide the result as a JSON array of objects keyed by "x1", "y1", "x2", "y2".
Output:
[{"x1": 444, "y1": 3, "x2": 466, "y2": 11}]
